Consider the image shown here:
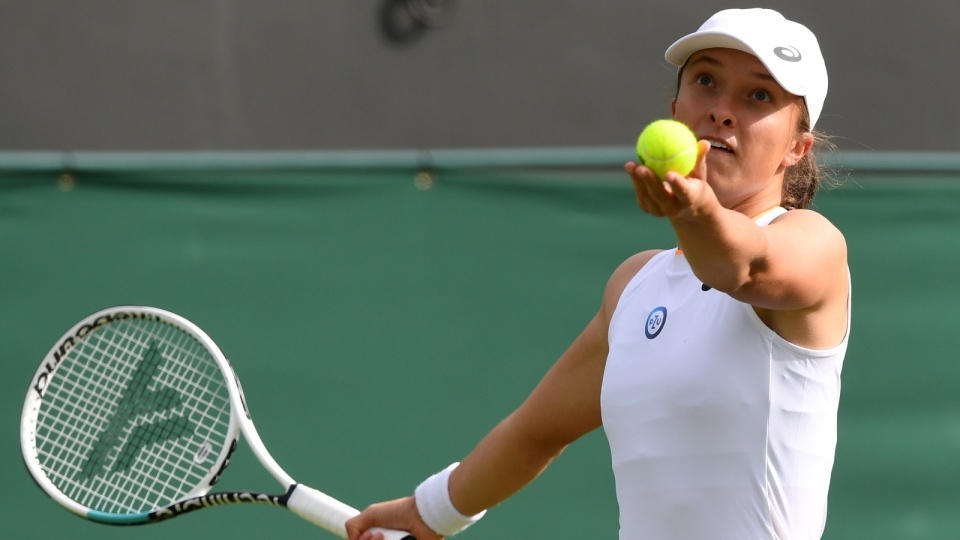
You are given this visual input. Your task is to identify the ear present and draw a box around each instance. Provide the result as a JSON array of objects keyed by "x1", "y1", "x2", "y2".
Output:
[
  {"x1": 783, "y1": 130, "x2": 814, "y2": 168},
  {"x1": 670, "y1": 99, "x2": 677, "y2": 117}
]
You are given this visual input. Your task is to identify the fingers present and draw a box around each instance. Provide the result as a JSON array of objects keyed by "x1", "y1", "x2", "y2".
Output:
[
  {"x1": 625, "y1": 139, "x2": 712, "y2": 218},
  {"x1": 353, "y1": 531, "x2": 382, "y2": 540},
  {"x1": 345, "y1": 503, "x2": 394, "y2": 540},
  {"x1": 345, "y1": 513, "x2": 372, "y2": 540},
  {"x1": 345, "y1": 497, "x2": 443, "y2": 540},
  {"x1": 625, "y1": 161, "x2": 680, "y2": 217}
]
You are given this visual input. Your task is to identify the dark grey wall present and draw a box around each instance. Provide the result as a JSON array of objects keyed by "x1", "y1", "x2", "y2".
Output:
[{"x1": 0, "y1": 0, "x2": 955, "y2": 152}]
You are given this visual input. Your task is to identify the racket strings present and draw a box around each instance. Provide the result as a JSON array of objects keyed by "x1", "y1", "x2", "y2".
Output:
[{"x1": 35, "y1": 318, "x2": 234, "y2": 514}]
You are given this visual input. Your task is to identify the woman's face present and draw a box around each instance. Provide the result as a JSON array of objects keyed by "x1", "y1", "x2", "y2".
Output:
[{"x1": 672, "y1": 47, "x2": 812, "y2": 211}]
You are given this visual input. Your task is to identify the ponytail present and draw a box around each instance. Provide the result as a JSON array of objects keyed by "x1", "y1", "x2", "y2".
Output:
[{"x1": 782, "y1": 108, "x2": 835, "y2": 210}]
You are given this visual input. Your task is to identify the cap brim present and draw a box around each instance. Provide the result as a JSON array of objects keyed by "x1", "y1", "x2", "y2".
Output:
[
  {"x1": 664, "y1": 32, "x2": 808, "y2": 98},
  {"x1": 665, "y1": 32, "x2": 759, "y2": 67}
]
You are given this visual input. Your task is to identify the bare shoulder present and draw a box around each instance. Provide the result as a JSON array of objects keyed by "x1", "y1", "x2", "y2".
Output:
[
  {"x1": 769, "y1": 208, "x2": 847, "y2": 251},
  {"x1": 756, "y1": 209, "x2": 850, "y2": 348},
  {"x1": 601, "y1": 249, "x2": 664, "y2": 322}
]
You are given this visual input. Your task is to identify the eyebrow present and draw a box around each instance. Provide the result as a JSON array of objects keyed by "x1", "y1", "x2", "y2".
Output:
[{"x1": 685, "y1": 53, "x2": 777, "y2": 83}]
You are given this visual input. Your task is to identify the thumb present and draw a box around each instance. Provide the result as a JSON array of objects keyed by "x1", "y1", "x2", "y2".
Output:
[{"x1": 691, "y1": 139, "x2": 710, "y2": 179}]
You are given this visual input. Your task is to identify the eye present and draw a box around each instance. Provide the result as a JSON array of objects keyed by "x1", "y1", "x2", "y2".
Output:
[
  {"x1": 695, "y1": 74, "x2": 714, "y2": 87},
  {"x1": 751, "y1": 89, "x2": 773, "y2": 103}
]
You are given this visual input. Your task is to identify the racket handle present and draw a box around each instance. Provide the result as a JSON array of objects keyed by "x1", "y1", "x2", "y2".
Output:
[{"x1": 286, "y1": 484, "x2": 414, "y2": 540}]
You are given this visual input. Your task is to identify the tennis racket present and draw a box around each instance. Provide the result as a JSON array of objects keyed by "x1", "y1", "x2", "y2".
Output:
[{"x1": 20, "y1": 305, "x2": 413, "y2": 539}]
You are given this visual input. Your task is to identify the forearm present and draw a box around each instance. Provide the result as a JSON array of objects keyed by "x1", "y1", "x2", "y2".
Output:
[
  {"x1": 448, "y1": 412, "x2": 566, "y2": 516},
  {"x1": 447, "y1": 314, "x2": 607, "y2": 516},
  {"x1": 670, "y1": 202, "x2": 769, "y2": 291}
]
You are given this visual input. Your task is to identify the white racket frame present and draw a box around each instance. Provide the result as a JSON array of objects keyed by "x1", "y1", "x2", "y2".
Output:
[{"x1": 21, "y1": 305, "x2": 410, "y2": 540}]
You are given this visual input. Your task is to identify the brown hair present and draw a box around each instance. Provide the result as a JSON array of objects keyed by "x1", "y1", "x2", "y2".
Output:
[{"x1": 782, "y1": 106, "x2": 835, "y2": 210}]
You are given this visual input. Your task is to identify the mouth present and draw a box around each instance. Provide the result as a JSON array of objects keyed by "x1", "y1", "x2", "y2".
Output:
[{"x1": 705, "y1": 138, "x2": 734, "y2": 154}]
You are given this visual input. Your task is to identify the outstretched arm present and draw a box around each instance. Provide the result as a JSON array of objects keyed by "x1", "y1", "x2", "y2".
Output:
[{"x1": 626, "y1": 142, "x2": 848, "y2": 348}]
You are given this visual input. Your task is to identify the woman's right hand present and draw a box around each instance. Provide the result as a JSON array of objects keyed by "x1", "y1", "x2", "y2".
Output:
[{"x1": 345, "y1": 496, "x2": 442, "y2": 540}]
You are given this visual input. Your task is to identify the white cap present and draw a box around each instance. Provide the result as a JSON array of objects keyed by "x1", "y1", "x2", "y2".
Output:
[{"x1": 664, "y1": 8, "x2": 828, "y2": 129}]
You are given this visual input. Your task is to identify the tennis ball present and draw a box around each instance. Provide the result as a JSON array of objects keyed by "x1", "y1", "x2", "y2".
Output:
[{"x1": 635, "y1": 119, "x2": 699, "y2": 180}]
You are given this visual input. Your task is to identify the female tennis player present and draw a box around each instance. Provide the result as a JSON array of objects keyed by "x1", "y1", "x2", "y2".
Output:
[{"x1": 348, "y1": 8, "x2": 850, "y2": 540}]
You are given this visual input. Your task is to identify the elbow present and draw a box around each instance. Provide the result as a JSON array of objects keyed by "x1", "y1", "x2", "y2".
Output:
[
  {"x1": 699, "y1": 258, "x2": 766, "y2": 293},
  {"x1": 500, "y1": 411, "x2": 573, "y2": 467}
]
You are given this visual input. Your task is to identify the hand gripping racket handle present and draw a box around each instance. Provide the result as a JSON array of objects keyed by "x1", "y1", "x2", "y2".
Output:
[{"x1": 286, "y1": 484, "x2": 414, "y2": 540}]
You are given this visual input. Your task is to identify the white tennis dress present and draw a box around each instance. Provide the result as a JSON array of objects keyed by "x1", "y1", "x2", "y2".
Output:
[{"x1": 600, "y1": 208, "x2": 849, "y2": 540}]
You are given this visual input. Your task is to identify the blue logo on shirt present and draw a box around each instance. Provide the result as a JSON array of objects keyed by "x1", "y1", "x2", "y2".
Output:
[{"x1": 645, "y1": 306, "x2": 667, "y2": 339}]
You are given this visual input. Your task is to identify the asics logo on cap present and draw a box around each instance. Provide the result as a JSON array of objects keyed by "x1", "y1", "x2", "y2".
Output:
[{"x1": 774, "y1": 46, "x2": 802, "y2": 62}]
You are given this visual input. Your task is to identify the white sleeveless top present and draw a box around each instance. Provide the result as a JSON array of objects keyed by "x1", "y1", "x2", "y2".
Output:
[{"x1": 600, "y1": 208, "x2": 849, "y2": 540}]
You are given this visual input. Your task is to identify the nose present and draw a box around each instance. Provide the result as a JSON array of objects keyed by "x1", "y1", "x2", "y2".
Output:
[
  {"x1": 709, "y1": 110, "x2": 735, "y2": 127},
  {"x1": 709, "y1": 98, "x2": 736, "y2": 127}
]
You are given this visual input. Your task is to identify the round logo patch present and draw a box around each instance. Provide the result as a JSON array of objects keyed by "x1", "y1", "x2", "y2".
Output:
[
  {"x1": 645, "y1": 306, "x2": 667, "y2": 339},
  {"x1": 774, "y1": 46, "x2": 802, "y2": 62}
]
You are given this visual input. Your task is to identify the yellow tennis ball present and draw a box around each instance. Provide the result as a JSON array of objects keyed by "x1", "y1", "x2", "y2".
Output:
[{"x1": 635, "y1": 119, "x2": 699, "y2": 180}]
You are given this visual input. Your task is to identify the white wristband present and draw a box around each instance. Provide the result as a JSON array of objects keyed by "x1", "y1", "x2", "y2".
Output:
[{"x1": 414, "y1": 462, "x2": 486, "y2": 536}]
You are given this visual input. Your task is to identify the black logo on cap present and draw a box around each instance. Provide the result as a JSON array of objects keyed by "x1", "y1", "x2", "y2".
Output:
[{"x1": 774, "y1": 46, "x2": 802, "y2": 62}]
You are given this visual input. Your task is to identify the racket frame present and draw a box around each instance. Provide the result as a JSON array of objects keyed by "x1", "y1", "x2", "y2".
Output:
[
  {"x1": 21, "y1": 307, "x2": 244, "y2": 523},
  {"x1": 21, "y1": 306, "x2": 409, "y2": 539}
]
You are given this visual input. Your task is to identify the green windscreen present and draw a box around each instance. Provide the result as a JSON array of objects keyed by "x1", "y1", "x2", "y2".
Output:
[{"x1": 4, "y1": 150, "x2": 959, "y2": 539}]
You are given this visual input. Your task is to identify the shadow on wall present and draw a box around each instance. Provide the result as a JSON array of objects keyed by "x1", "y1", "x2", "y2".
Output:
[{"x1": 379, "y1": 0, "x2": 460, "y2": 45}]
